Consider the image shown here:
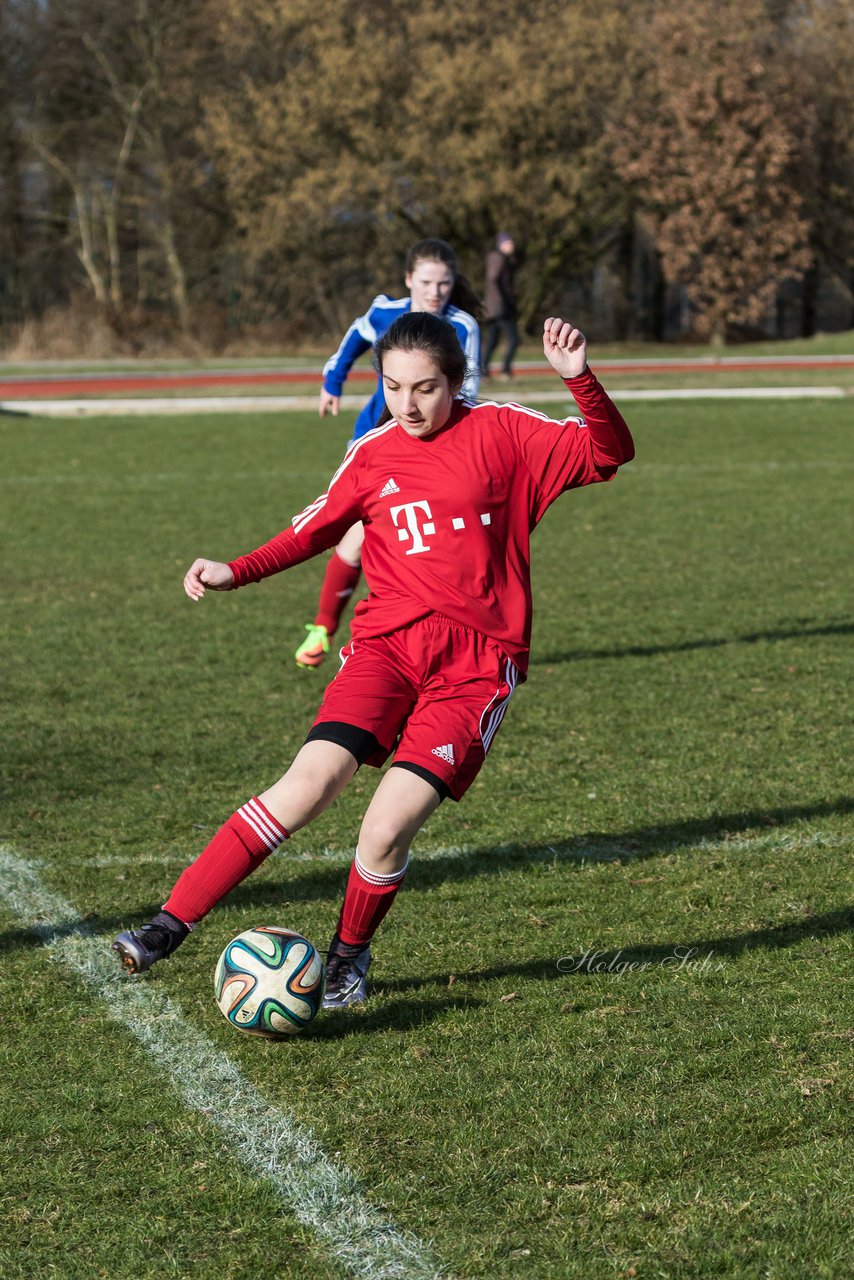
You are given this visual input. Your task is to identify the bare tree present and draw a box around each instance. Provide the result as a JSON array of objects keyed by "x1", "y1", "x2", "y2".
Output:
[{"x1": 12, "y1": 0, "x2": 222, "y2": 338}]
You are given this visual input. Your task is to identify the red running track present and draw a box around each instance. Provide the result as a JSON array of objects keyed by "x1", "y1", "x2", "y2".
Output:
[{"x1": 1, "y1": 357, "x2": 853, "y2": 399}]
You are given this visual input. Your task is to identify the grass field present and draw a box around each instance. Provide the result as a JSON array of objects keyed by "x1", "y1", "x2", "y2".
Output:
[{"x1": 1, "y1": 392, "x2": 852, "y2": 1279}]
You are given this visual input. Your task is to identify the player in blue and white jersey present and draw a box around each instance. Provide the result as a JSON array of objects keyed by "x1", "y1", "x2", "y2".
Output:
[{"x1": 296, "y1": 239, "x2": 481, "y2": 668}]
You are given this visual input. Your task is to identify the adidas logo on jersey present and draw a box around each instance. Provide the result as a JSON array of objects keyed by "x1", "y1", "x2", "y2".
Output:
[
  {"x1": 431, "y1": 743, "x2": 455, "y2": 765},
  {"x1": 379, "y1": 477, "x2": 400, "y2": 497}
]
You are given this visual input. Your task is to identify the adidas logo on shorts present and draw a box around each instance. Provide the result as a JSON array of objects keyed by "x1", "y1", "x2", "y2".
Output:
[
  {"x1": 431, "y1": 743, "x2": 455, "y2": 765},
  {"x1": 379, "y1": 477, "x2": 400, "y2": 497}
]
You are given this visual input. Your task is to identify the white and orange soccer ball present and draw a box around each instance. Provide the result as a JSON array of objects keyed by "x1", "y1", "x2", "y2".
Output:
[{"x1": 214, "y1": 926, "x2": 325, "y2": 1037}]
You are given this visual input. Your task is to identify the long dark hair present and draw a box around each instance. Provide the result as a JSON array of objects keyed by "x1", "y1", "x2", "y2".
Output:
[
  {"x1": 405, "y1": 238, "x2": 482, "y2": 321},
  {"x1": 374, "y1": 313, "x2": 469, "y2": 426}
]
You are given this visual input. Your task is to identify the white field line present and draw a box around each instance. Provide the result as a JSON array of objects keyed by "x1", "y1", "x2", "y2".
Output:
[
  {"x1": 609, "y1": 385, "x2": 847, "y2": 400},
  {"x1": 0, "y1": 395, "x2": 338, "y2": 416},
  {"x1": 633, "y1": 458, "x2": 854, "y2": 474},
  {"x1": 0, "y1": 848, "x2": 446, "y2": 1280},
  {"x1": 1, "y1": 385, "x2": 848, "y2": 417},
  {"x1": 34, "y1": 829, "x2": 853, "y2": 872}
]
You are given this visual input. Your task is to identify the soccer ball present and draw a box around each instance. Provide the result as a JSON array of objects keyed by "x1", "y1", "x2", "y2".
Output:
[{"x1": 214, "y1": 926, "x2": 326, "y2": 1037}]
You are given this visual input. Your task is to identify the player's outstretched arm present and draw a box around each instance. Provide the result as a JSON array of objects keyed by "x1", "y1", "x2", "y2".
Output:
[
  {"x1": 183, "y1": 558, "x2": 234, "y2": 601},
  {"x1": 318, "y1": 389, "x2": 340, "y2": 418},
  {"x1": 543, "y1": 317, "x2": 587, "y2": 380}
]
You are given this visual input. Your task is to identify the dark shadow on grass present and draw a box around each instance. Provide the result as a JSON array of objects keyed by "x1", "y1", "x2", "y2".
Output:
[
  {"x1": 254, "y1": 900, "x2": 854, "y2": 1035},
  {"x1": 307, "y1": 989, "x2": 487, "y2": 1039},
  {"x1": 0, "y1": 905, "x2": 486, "y2": 1036},
  {"x1": 0, "y1": 910, "x2": 164, "y2": 954},
  {"x1": 3, "y1": 903, "x2": 849, "y2": 1037},
  {"x1": 531, "y1": 618, "x2": 854, "y2": 666},
  {"x1": 215, "y1": 793, "x2": 854, "y2": 910},
  {"x1": 0, "y1": 915, "x2": 483, "y2": 1036},
  {"x1": 379, "y1": 904, "x2": 854, "y2": 995},
  {"x1": 4, "y1": 796, "x2": 851, "y2": 959}
]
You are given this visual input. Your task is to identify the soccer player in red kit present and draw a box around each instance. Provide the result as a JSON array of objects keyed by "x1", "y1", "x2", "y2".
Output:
[{"x1": 113, "y1": 312, "x2": 635, "y2": 1008}]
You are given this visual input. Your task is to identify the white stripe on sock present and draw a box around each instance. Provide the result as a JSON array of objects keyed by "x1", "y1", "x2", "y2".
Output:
[
  {"x1": 238, "y1": 808, "x2": 279, "y2": 850},
  {"x1": 238, "y1": 798, "x2": 285, "y2": 851},
  {"x1": 354, "y1": 851, "x2": 410, "y2": 887},
  {"x1": 245, "y1": 796, "x2": 284, "y2": 843}
]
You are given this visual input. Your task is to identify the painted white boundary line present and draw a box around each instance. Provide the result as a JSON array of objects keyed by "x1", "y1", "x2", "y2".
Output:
[
  {"x1": 0, "y1": 848, "x2": 445, "y2": 1280},
  {"x1": 1, "y1": 385, "x2": 847, "y2": 416},
  {"x1": 609, "y1": 386, "x2": 846, "y2": 400},
  {"x1": 30, "y1": 828, "x2": 852, "y2": 872},
  {"x1": 0, "y1": 395, "x2": 337, "y2": 416}
]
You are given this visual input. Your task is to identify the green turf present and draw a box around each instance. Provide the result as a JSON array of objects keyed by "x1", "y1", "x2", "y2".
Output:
[{"x1": 1, "y1": 396, "x2": 852, "y2": 1278}]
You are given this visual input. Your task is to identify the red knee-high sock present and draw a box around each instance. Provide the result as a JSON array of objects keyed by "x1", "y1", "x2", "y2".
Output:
[
  {"x1": 164, "y1": 797, "x2": 288, "y2": 927},
  {"x1": 335, "y1": 852, "x2": 409, "y2": 946},
  {"x1": 315, "y1": 550, "x2": 362, "y2": 635}
]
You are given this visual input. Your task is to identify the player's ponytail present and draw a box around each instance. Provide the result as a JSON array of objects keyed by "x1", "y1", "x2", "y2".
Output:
[{"x1": 448, "y1": 271, "x2": 482, "y2": 321}]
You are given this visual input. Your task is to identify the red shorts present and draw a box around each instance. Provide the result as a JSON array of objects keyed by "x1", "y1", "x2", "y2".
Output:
[{"x1": 308, "y1": 614, "x2": 520, "y2": 800}]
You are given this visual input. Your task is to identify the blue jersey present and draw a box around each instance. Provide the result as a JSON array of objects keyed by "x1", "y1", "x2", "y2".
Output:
[{"x1": 322, "y1": 294, "x2": 481, "y2": 439}]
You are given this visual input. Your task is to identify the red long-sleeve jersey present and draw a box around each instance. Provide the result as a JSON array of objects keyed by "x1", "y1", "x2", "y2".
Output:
[{"x1": 229, "y1": 368, "x2": 634, "y2": 674}]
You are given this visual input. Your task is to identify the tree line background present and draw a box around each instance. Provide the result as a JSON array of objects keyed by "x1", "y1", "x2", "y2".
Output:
[{"x1": 1, "y1": 0, "x2": 852, "y2": 357}]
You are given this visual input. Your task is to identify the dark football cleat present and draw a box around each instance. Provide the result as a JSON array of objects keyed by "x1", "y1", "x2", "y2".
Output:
[
  {"x1": 112, "y1": 911, "x2": 189, "y2": 974},
  {"x1": 322, "y1": 936, "x2": 371, "y2": 1009}
]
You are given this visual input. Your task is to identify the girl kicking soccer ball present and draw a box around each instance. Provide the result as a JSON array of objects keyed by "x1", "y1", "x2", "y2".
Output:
[{"x1": 113, "y1": 313, "x2": 634, "y2": 1009}]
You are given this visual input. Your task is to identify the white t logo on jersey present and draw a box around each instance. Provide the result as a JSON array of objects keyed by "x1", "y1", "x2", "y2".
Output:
[{"x1": 390, "y1": 500, "x2": 435, "y2": 555}]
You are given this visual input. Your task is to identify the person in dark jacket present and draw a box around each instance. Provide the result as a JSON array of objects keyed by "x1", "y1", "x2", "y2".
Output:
[{"x1": 482, "y1": 232, "x2": 520, "y2": 380}]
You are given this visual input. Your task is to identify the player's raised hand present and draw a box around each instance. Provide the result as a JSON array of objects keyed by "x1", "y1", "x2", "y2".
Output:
[
  {"x1": 542, "y1": 317, "x2": 587, "y2": 380},
  {"x1": 183, "y1": 558, "x2": 234, "y2": 601},
  {"x1": 318, "y1": 389, "x2": 340, "y2": 418}
]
